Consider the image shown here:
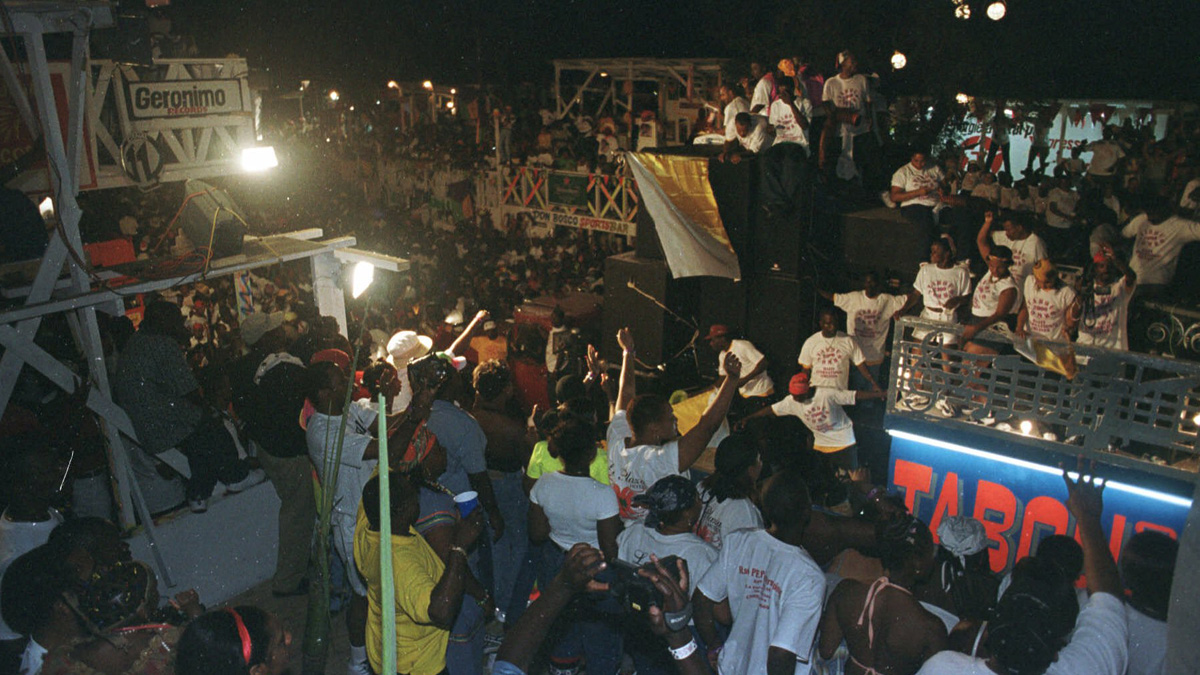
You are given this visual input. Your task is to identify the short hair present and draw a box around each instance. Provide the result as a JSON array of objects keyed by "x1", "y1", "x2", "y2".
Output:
[
  {"x1": 988, "y1": 557, "x2": 1078, "y2": 675},
  {"x1": 1035, "y1": 535, "x2": 1083, "y2": 581},
  {"x1": 176, "y1": 605, "x2": 272, "y2": 675},
  {"x1": 361, "y1": 361, "x2": 397, "y2": 399},
  {"x1": 361, "y1": 470, "x2": 420, "y2": 531},
  {"x1": 548, "y1": 417, "x2": 596, "y2": 467},
  {"x1": 0, "y1": 544, "x2": 74, "y2": 635},
  {"x1": 1120, "y1": 530, "x2": 1178, "y2": 615},
  {"x1": 760, "y1": 467, "x2": 812, "y2": 529},
  {"x1": 472, "y1": 359, "x2": 511, "y2": 401},
  {"x1": 627, "y1": 393, "x2": 670, "y2": 436},
  {"x1": 989, "y1": 245, "x2": 1014, "y2": 261},
  {"x1": 734, "y1": 112, "x2": 753, "y2": 128},
  {"x1": 878, "y1": 515, "x2": 933, "y2": 572}
]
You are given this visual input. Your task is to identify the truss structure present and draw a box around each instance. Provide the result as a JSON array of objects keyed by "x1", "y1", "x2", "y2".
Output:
[{"x1": 552, "y1": 57, "x2": 726, "y2": 124}]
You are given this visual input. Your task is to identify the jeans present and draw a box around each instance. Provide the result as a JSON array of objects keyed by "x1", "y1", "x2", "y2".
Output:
[
  {"x1": 176, "y1": 412, "x2": 250, "y2": 501},
  {"x1": 543, "y1": 545, "x2": 623, "y2": 675},
  {"x1": 447, "y1": 595, "x2": 485, "y2": 675},
  {"x1": 505, "y1": 540, "x2": 551, "y2": 626},
  {"x1": 760, "y1": 142, "x2": 812, "y2": 214},
  {"x1": 257, "y1": 448, "x2": 316, "y2": 593},
  {"x1": 489, "y1": 470, "x2": 529, "y2": 616}
]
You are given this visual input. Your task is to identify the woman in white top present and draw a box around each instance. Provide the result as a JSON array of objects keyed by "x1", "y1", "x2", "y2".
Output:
[
  {"x1": 529, "y1": 417, "x2": 621, "y2": 560},
  {"x1": 695, "y1": 434, "x2": 764, "y2": 549},
  {"x1": 963, "y1": 241, "x2": 1018, "y2": 357}
]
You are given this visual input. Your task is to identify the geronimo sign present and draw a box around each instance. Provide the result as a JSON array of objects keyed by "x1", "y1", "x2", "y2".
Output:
[{"x1": 128, "y1": 80, "x2": 244, "y2": 119}]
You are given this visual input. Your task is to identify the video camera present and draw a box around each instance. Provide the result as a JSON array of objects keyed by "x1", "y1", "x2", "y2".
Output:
[{"x1": 599, "y1": 554, "x2": 683, "y2": 616}]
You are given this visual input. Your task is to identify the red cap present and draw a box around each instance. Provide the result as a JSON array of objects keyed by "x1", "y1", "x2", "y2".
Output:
[
  {"x1": 705, "y1": 324, "x2": 730, "y2": 341},
  {"x1": 310, "y1": 348, "x2": 351, "y2": 373},
  {"x1": 789, "y1": 372, "x2": 811, "y2": 396}
]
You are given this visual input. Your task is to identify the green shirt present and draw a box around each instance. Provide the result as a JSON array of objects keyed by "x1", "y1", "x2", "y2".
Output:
[{"x1": 525, "y1": 440, "x2": 610, "y2": 485}]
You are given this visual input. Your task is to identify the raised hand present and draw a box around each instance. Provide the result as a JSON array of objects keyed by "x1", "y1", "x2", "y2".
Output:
[
  {"x1": 722, "y1": 352, "x2": 743, "y2": 379},
  {"x1": 617, "y1": 327, "x2": 635, "y2": 353}
]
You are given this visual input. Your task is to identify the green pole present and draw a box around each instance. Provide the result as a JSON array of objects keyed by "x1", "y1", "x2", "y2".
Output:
[{"x1": 378, "y1": 393, "x2": 397, "y2": 675}]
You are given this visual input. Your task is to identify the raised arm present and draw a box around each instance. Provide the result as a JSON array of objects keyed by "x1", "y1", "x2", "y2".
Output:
[
  {"x1": 678, "y1": 353, "x2": 742, "y2": 471},
  {"x1": 615, "y1": 327, "x2": 636, "y2": 413},
  {"x1": 1062, "y1": 459, "x2": 1121, "y2": 596},
  {"x1": 976, "y1": 211, "x2": 996, "y2": 259},
  {"x1": 447, "y1": 310, "x2": 489, "y2": 357}
]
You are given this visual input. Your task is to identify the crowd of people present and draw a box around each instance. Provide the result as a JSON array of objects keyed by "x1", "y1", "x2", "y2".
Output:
[{"x1": 1, "y1": 45, "x2": 1198, "y2": 675}]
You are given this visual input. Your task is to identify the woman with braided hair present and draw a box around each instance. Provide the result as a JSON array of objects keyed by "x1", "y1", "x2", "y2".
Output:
[{"x1": 818, "y1": 515, "x2": 948, "y2": 675}]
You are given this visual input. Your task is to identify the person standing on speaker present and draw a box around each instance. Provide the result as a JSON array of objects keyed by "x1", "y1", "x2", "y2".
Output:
[
  {"x1": 607, "y1": 327, "x2": 742, "y2": 523},
  {"x1": 761, "y1": 80, "x2": 813, "y2": 218},
  {"x1": 705, "y1": 325, "x2": 774, "y2": 420},
  {"x1": 818, "y1": 272, "x2": 906, "y2": 398},
  {"x1": 719, "y1": 113, "x2": 772, "y2": 164},
  {"x1": 798, "y1": 308, "x2": 882, "y2": 392}
]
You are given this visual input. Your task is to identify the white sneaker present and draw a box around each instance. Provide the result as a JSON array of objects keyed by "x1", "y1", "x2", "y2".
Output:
[
  {"x1": 903, "y1": 393, "x2": 930, "y2": 410},
  {"x1": 935, "y1": 397, "x2": 960, "y2": 418},
  {"x1": 226, "y1": 468, "x2": 267, "y2": 493}
]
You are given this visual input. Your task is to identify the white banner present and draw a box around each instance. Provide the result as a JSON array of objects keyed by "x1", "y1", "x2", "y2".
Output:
[
  {"x1": 128, "y1": 79, "x2": 244, "y2": 119},
  {"x1": 505, "y1": 206, "x2": 635, "y2": 236}
]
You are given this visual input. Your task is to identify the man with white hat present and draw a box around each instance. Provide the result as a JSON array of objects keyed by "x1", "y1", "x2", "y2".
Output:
[{"x1": 385, "y1": 329, "x2": 433, "y2": 413}]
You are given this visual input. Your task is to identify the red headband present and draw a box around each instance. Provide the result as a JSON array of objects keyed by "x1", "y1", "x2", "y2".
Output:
[{"x1": 224, "y1": 608, "x2": 253, "y2": 665}]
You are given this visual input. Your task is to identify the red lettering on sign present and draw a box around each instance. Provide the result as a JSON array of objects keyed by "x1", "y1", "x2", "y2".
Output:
[
  {"x1": 973, "y1": 480, "x2": 1018, "y2": 573},
  {"x1": 929, "y1": 472, "x2": 960, "y2": 541},
  {"x1": 893, "y1": 459, "x2": 933, "y2": 514},
  {"x1": 1108, "y1": 513, "x2": 1128, "y2": 562},
  {"x1": 1017, "y1": 495, "x2": 1069, "y2": 560},
  {"x1": 1134, "y1": 522, "x2": 1178, "y2": 539}
]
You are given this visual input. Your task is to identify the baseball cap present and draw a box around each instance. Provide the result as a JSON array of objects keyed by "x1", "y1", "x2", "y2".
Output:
[
  {"x1": 705, "y1": 324, "x2": 730, "y2": 341},
  {"x1": 1032, "y1": 258, "x2": 1057, "y2": 283},
  {"x1": 789, "y1": 372, "x2": 811, "y2": 396},
  {"x1": 633, "y1": 475, "x2": 698, "y2": 529}
]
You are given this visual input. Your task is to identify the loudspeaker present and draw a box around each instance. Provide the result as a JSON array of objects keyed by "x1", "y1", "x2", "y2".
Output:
[
  {"x1": 603, "y1": 252, "x2": 672, "y2": 365},
  {"x1": 744, "y1": 273, "x2": 818, "y2": 387},
  {"x1": 179, "y1": 180, "x2": 246, "y2": 258},
  {"x1": 841, "y1": 207, "x2": 929, "y2": 284}
]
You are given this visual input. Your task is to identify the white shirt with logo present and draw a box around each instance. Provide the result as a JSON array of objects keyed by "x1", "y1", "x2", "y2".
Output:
[
  {"x1": 914, "y1": 262, "x2": 972, "y2": 316},
  {"x1": 617, "y1": 522, "x2": 717, "y2": 596},
  {"x1": 822, "y1": 75, "x2": 871, "y2": 136},
  {"x1": 991, "y1": 231, "x2": 1048, "y2": 291},
  {"x1": 1086, "y1": 140, "x2": 1125, "y2": 177},
  {"x1": 797, "y1": 332, "x2": 864, "y2": 390},
  {"x1": 771, "y1": 389, "x2": 858, "y2": 451},
  {"x1": 1046, "y1": 187, "x2": 1080, "y2": 229},
  {"x1": 529, "y1": 472, "x2": 619, "y2": 551},
  {"x1": 720, "y1": 339, "x2": 774, "y2": 398},
  {"x1": 768, "y1": 98, "x2": 812, "y2": 151},
  {"x1": 723, "y1": 97, "x2": 750, "y2": 141},
  {"x1": 1122, "y1": 213, "x2": 1200, "y2": 285},
  {"x1": 697, "y1": 529, "x2": 826, "y2": 675},
  {"x1": 833, "y1": 291, "x2": 905, "y2": 364},
  {"x1": 1076, "y1": 277, "x2": 1135, "y2": 350},
  {"x1": 736, "y1": 117, "x2": 773, "y2": 154},
  {"x1": 1023, "y1": 276, "x2": 1077, "y2": 342},
  {"x1": 891, "y1": 164, "x2": 943, "y2": 208},
  {"x1": 606, "y1": 410, "x2": 684, "y2": 524},
  {"x1": 971, "y1": 271, "x2": 1018, "y2": 318},
  {"x1": 695, "y1": 487, "x2": 764, "y2": 550}
]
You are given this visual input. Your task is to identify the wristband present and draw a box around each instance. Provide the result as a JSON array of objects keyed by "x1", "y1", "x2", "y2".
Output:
[{"x1": 668, "y1": 639, "x2": 698, "y2": 661}]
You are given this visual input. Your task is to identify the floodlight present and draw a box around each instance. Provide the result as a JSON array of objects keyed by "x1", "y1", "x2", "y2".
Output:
[
  {"x1": 240, "y1": 146, "x2": 278, "y2": 172},
  {"x1": 955, "y1": 3, "x2": 971, "y2": 19},
  {"x1": 387, "y1": 80, "x2": 399, "y2": 89},
  {"x1": 987, "y1": 0, "x2": 1006, "y2": 20},
  {"x1": 422, "y1": 80, "x2": 433, "y2": 90},
  {"x1": 956, "y1": 93, "x2": 970, "y2": 104},
  {"x1": 329, "y1": 90, "x2": 340, "y2": 102},
  {"x1": 351, "y1": 261, "x2": 375, "y2": 299},
  {"x1": 890, "y1": 51, "x2": 907, "y2": 70},
  {"x1": 38, "y1": 197, "x2": 54, "y2": 219},
  {"x1": 1019, "y1": 420, "x2": 1033, "y2": 435}
]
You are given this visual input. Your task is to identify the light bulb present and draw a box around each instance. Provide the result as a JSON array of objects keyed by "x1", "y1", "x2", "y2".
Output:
[
  {"x1": 1020, "y1": 420, "x2": 1033, "y2": 435},
  {"x1": 891, "y1": 51, "x2": 907, "y2": 70},
  {"x1": 955, "y1": 4, "x2": 971, "y2": 19},
  {"x1": 987, "y1": 0, "x2": 1006, "y2": 20},
  {"x1": 328, "y1": 90, "x2": 339, "y2": 102}
]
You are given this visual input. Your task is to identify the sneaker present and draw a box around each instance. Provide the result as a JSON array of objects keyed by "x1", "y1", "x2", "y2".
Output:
[
  {"x1": 483, "y1": 629, "x2": 503, "y2": 655},
  {"x1": 902, "y1": 393, "x2": 930, "y2": 410},
  {"x1": 978, "y1": 414, "x2": 997, "y2": 426},
  {"x1": 935, "y1": 397, "x2": 960, "y2": 418},
  {"x1": 226, "y1": 468, "x2": 267, "y2": 493},
  {"x1": 188, "y1": 498, "x2": 208, "y2": 513}
]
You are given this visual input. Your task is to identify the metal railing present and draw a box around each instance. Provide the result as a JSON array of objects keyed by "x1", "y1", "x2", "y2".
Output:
[
  {"x1": 492, "y1": 166, "x2": 638, "y2": 236},
  {"x1": 887, "y1": 317, "x2": 1200, "y2": 480}
]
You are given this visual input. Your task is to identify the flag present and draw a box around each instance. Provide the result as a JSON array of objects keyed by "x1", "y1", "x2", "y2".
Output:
[{"x1": 627, "y1": 152, "x2": 740, "y2": 279}]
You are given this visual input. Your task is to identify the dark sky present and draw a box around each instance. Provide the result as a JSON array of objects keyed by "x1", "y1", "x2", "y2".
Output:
[{"x1": 170, "y1": 0, "x2": 1198, "y2": 101}]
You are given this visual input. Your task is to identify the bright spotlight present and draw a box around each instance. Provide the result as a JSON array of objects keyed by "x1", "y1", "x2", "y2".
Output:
[
  {"x1": 600, "y1": 71, "x2": 609, "y2": 77},
  {"x1": 450, "y1": 88, "x2": 457, "y2": 95},
  {"x1": 987, "y1": 0, "x2": 1006, "y2": 20},
  {"x1": 890, "y1": 51, "x2": 907, "y2": 70},
  {"x1": 955, "y1": 3, "x2": 971, "y2": 19},
  {"x1": 1193, "y1": 412, "x2": 1200, "y2": 426},
  {"x1": 387, "y1": 80, "x2": 399, "y2": 89},
  {"x1": 328, "y1": 90, "x2": 339, "y2": 102},
  {"x1": 38, "y1": 197, "x2": 54, "y2": 219},
  {"x1": 956, "y1": 93, "x2": 970, "y2": 104},
  {"x1": 1019, "y1": 420, "x2": 1033, "y2": 435},
  {"x1": 422, "y1": 80, "x2": 433, "y2": 90},
  {"x1": 240, "y1": 146, "x2": 278, "y2": 172},
  {"x1": 351, "y1": 261, "x2": 375, "y2": 299}
]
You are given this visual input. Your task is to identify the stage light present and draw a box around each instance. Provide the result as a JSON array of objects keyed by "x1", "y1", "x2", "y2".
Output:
[
  {"x1": 387, "y1": 80, "x2": 399, "y2": 89},
  {"x1": 450, "y1": 88, "x2": 457, "y2": 95},
  {"x1": 422, "y1": 80, "x2": 433, "y2": 90},
  {"x1": 1193, "y1": 412, "x2": 1200, "y2": 426},
  {"x1": 890, "y1": 51, "x2": 907, "y2": 70},
  {"x1": 956, "y1": 93, "x2": 970, "y2": 104},
  {"x1": 38, "y1": 197, "x2": 54, "y2": 219},
  {"x1": 349, "y1": 105, "x2": 355, "y2": 111},
  {"x1": 987, "y1": 0, "x2": 1007, "y2": 20},
  {"x1": 955, "y1": 3, "x2": 971, "y2": 19},
  {"x1": 447, "y1": 101, "x2": 455, "y2": 110},
  {"x1": 1019, "y1": 420, "x2": 1033, "y2": 435},
  {"x1": 351, "y1": 261, "x2": 375, "y2": 299},
  {"x1": 328, "y1": 90, "x2": 339, "y2": 102},
  {"x1": 240, "y1": 146, "x2": 278, "y2": 172}
]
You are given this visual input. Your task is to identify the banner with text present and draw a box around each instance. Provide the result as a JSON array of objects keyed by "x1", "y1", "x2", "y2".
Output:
[
  {"x1": 128, "y1": 80, "x2": 245, "y2": 119},
  {"x1": 506, "y1": 206, "x2": 634, "y2": 237}
]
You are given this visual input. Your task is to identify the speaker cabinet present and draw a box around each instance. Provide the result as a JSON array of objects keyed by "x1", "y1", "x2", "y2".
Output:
[
  {"x1": 744, "y1": 273, "x2": 819, "y2": 387},
  {"x1": 603, "y1": 252, "x2": 672, "y2": 364},
  {"x1": 179, "y1": 180, "x2": 247, "y2": 259},
  {"x1": 841, "y1": 207, "x2": 929, "y2": 284}
]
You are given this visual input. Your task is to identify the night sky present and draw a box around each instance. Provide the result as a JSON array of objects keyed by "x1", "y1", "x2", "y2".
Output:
[{"x1": 171, "y1": 0, "x2": 1198, "y2": 101}]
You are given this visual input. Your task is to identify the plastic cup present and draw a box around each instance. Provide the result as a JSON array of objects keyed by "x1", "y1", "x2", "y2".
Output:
[{"x1": 454, "y1": 490, "x2": 480, "y2": 517}]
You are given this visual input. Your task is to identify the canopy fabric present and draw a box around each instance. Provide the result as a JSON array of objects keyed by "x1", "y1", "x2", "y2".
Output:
[{"x1": 628, "y1": 153, "x2": 740, "y2": 280}]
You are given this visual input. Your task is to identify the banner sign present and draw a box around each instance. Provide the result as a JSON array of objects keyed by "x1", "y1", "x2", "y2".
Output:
[
  {"x1": 128, "y1": 80, "x2": 244, "y2": 119},
  {"x1": 888, "y1": 429, "x2": 1192, "y2": 575},
  {"x1": 547, "y1": 173, "x2": 590, "y2": 208},
  {"x1": 507, "y1": 206, "x2": 634, "y2": 236}
]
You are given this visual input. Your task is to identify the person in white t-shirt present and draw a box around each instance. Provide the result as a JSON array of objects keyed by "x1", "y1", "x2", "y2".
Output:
[
  {"x1": 695, "y1": 434, "x2": 764, "y2": 549},
  {"x1": 528, "y1": 417, "x2": 621, "y2": 559},
  {"x1": 705, "y1": 325, "x2": 773, "y2": 419},
  {"x1": 749, "y1": 62, "x2": 777, "y2": 116},
  {"x1": 695, "y1": 468, "x2": 826, "y2": 675},
  {"x1": 746, "y1": 372, "x2": 884, "y2": 474},
  {"x1": 1000, "y1": 180, "x2": 1037, "y2": 213},
  {"x1": 1017, "y1": 259, "x2": 1079, "y2": 342},
  {"x1": 970, "y1": 171, "x2": 1001, "y2": 204},
  {"x1": 1118, "y1": 530, "x2": 1175, "y2": 675},
  {"x1": 917, "y1": 467, "x2": 1128, "y2": 675},
  {"x1": 820, "y1": 51, "x2": 872, "y2": 181},
  {"x1": 719, "y1": 112, "x2": 772, "y2": 163},
  {"x1": 978, "y1": 210, "x2": 1047, "y2": 293},
  {"x1": 890, "y1": 151, "x2": 946, "y2": 240},
  {"x1": 1076, "y1": 243, "x2": 1136, "y2": 350},
  {"x1": 894, "y1": 239, "x2": 973, "y2": 346},
  {"x1": 717, "y1": 84, "x2": 750, "y2": 142},
  {"x1": 607, "y1": 327, "x2": 742, "y2": 523},
  {"x1": 1121, "y1": 200, "x2": 1200, "y2": 287},
  {"x1": 962, "y1": 243, "x2": 1018, "y2": 356},
  {"x1": 798, "y1": 308, "x2": 881, "y2": 392},
  {"x1": 821, "y1": 272, "x2": 906, "y2": 389},
  {"x1": 761, "y1": 80, "x2": 813, "y2": 216},
  {"x1": 1085, "y1": 127, "x2": 1125, "y2": 183},
  {"x1": 1044, "y1": 175, "x2": 1082, "y2": 257}
]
